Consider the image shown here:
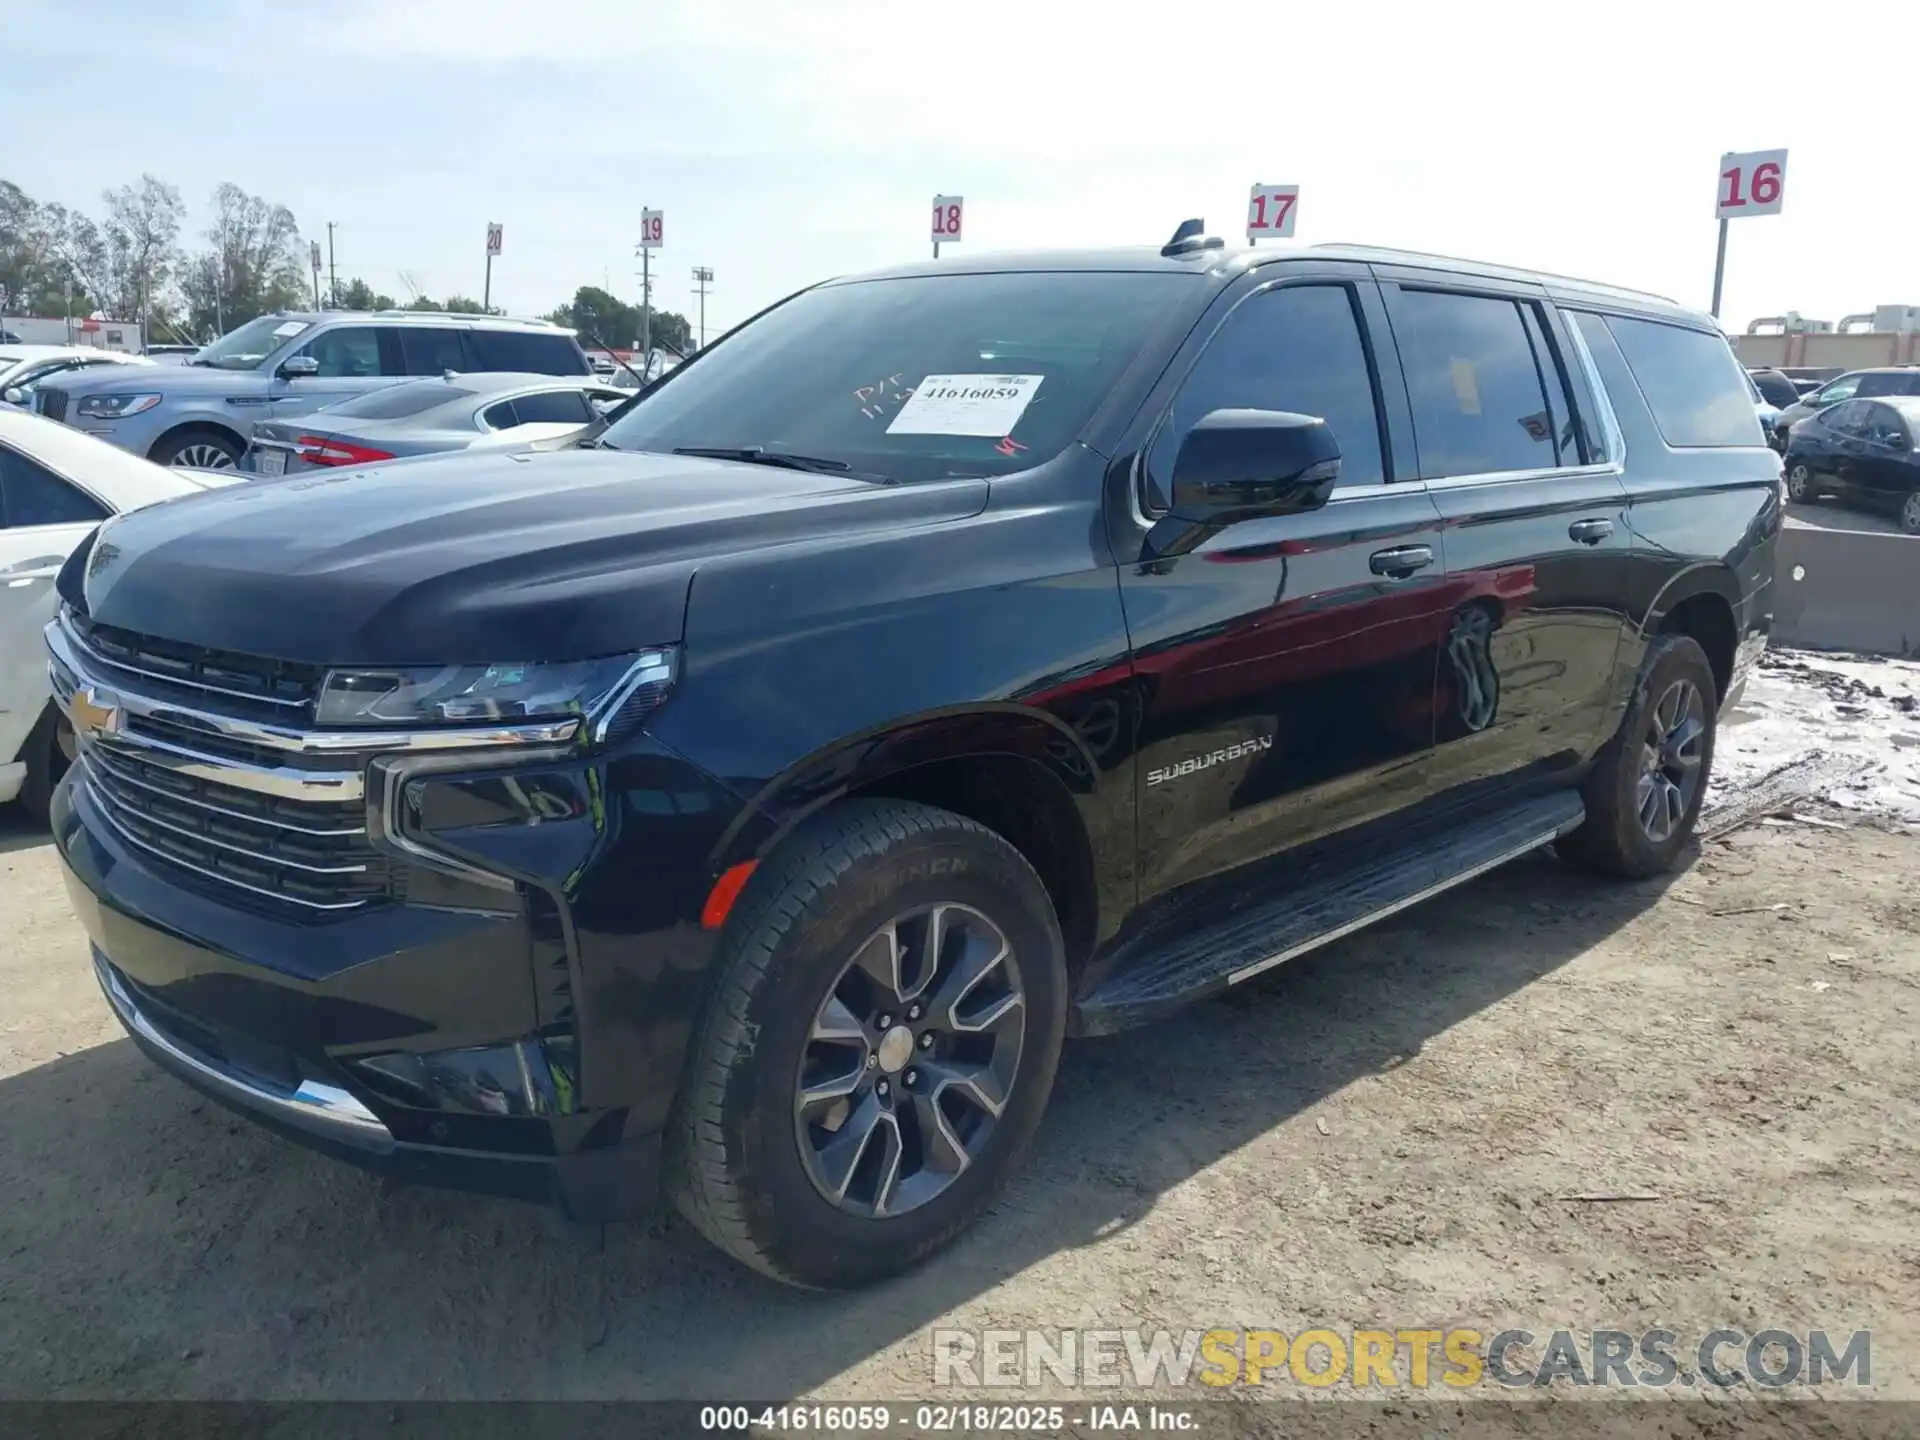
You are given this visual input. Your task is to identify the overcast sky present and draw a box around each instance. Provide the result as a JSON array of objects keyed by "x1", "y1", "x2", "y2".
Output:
[{"x1": 4, "y1": 0, "x2": 1914, "y2": 339}]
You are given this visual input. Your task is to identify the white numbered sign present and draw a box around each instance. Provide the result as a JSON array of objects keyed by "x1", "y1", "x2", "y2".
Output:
[
  {"x1": 931, "y1": 195, "x2": 964, "y2": 244},
  {"x1": 639, "y1": 209, "x2": 664, "y2": 249},
  {"x1": 1246, "y1": 184, "x2": 1300, "y2": 241},
  {"x1": 309, "y1": 240, "x2": 322, "y2": 273},
  {"x1": 1716, "y1": 149, "x2": 1787, "y2": 220},
  {"x1": 485, "y1": 222, "x2": 503, "y2": 255}
]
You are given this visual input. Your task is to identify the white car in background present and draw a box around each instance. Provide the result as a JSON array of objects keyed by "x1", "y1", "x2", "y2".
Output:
[
  {"x1": 1, "y1": 408, "x2": 237, "y2": 821},
  {"x1": 0, "y1": 346, "x2": 155, "y2": 411}
]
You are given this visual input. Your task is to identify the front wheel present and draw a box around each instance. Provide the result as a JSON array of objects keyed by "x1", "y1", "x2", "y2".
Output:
[
  {"x1": 150, "y1": 428, "x2": 241, "y2": 471},
  {"x1": 1785, "y1": 461, "x2": 1819, "y2": 503},
  {"x1": 666, "y1": 798, "x2": 1067, "y2": 1289},
  {"x1": 1559, "y1": 633, "x2": 1717, "y2": 880},
  {"x1": 1901, "y1": 490, "x2": 1920, "y2": 536}
]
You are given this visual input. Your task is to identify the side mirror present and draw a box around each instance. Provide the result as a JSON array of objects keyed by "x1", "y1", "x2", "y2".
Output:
[
  {"x1": 278, "y1": 355, "x2": 321, "y2": 379},
  {"x1": 1, "y1": 386, "x2": 24, "y2": 406},
  {"x1": 1168, "y1": 408, "x2": 1341, "y2": 522}
]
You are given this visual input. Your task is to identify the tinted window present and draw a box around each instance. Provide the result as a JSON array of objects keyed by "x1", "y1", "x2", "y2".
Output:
[
  {"x1": 506, "y1": 389, "x2": 594, "y2": 425},
  {"x1": 481, "y1": 400, "x2": 520, "y2": 430},
  {"x1": 399, "y1": 327, "x2": 468, "y2": 377},
  {"x1": 1144, "y1": 284, "x2": 1385, "y2": 507},
  {"x1": 600, "y1": 271, "x2": 1198, "y2": 483},
  {"x1": 295, "y1": 326, "x2": 383, "y2": 378},
  {"x1": 1866, "y1": 403, "x2": 1909, "y2": 445},
  {"x1": 1518, "y1": 304, "x2": 1581, "y2": 462},
  {"x1": 1820, "y1": 401, "x2": 1865, "y2": 436},
  {"x1": 1604, "y1": 315, "x2": 1762, "y2": 448},
  {"x1": 324, "y1": 381, "x2": 475, "y2": 420},
  {"x1": 467, "y1": 329, "x2": 591, "y2": 375},
  {"x1": 0, "y1": 446, "x2": 109, "y2": 527},
  {"x1": 1392, "y1": 289, "x2": 1563, "y2": 477}
]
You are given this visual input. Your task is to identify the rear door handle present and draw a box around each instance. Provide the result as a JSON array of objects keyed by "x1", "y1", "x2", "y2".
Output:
[
  {"x1": 1568, "y1": 518, "x2": 1614, "y2": 545},
  {"x1": 1369, "y1": 544, "x2": 1434, "y2": 577}
]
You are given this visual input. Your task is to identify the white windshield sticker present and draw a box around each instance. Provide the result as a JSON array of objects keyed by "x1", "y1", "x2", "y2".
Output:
[
  {"x1": 273, "y1": 321, "x2": 310, "y2": 339},
  {"x1": 886, "y1": 373, "x2": 1043, "y2": 437}
]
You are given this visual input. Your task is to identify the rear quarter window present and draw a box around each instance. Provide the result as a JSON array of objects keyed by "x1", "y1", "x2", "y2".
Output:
[
  {"x1": 467, "y1": 330, "x2": 591, "y2": 375},
  {"x1": 323, "y1": 382, "x2": 476, "y2": 420},
  {"x1": 1603, "y1": 315, "x2": 1762, "y2": 447}
]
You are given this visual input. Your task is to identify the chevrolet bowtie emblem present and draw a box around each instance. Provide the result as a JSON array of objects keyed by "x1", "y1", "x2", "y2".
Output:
[{"x1": 69, "y1": 685, "x2": 124, "y2": 741}]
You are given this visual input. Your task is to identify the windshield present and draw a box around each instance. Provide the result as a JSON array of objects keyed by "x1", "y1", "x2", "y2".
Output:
[
  {"x1": 193, "y1": 314, "x2": 310, "y2": 371},
  {"x1": 598, "y1": 271, "x2": 1198, "y2": 481}
]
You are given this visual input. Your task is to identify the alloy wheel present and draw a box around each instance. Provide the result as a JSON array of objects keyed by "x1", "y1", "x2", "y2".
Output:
[
  {"x1": 1786, "y1": 464, "x2": 1811, "y2": 501},
  {"x1": 171, "y1": 443, "x2": 235, "y2": 470},
  {"x1": 794, "y1": 903, "x2": 1025, "y2": 1219},
  {"x1": 1635, "y1": 678, "x2": 1706, "y2": 844},
  {"x1": 1902, "y1": 491, "x2": 1920, "y2": 535}
]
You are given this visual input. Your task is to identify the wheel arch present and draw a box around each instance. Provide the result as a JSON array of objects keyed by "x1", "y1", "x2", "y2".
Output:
[
  {"x1": 1642, "y1": 565, "x2": 1741, "y2": 704},
  {"x1": 146, "y1": 419, "x2": 246, "y2": 464},
  {"x1": 709, "y1": 705, "x2": 1112, "y2": 976}
]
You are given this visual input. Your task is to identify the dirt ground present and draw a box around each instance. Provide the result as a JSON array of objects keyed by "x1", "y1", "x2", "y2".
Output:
[{"x1": 2, "y1": 664, "x2": 1918, "y2": 1422}]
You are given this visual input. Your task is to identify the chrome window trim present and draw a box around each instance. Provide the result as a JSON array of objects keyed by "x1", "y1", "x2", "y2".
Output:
[
  {"x1": 1420, "y1": 461, "x2": 1624, "y2": 492},
  {"x1": 1559, "y1": 307, "x2": 1629, "y2": 468},
  {"x1": 95, "y1": 949, "x2": 393, "y2": 1142}
]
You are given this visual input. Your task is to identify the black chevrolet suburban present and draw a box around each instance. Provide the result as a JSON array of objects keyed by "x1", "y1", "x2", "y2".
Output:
[{"x1": 47, "y1": 229, "x2": 1780, "y2": 1290}]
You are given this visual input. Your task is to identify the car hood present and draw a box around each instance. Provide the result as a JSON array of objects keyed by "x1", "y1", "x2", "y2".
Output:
[
  {"x1": 69, "y1": 448, "x2": 987, "y2": 664},
  {"x1": 47, "y1": 363, "x2": 263, "y2": 398}
]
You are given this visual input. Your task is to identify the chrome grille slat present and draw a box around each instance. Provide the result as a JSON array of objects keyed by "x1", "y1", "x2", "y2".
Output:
[
  {"x1": 86, "y1": 745, "x2": 363, "y2": 838},
  {"x1": 81, "y1": 780, "x2": 376, "y2": 914},
  {"x1": 85, "y1": 754, "x2": 372, "y2": 876},
  {"x1": 70, "y1": 613, "x2": 321, "y2": 709}
]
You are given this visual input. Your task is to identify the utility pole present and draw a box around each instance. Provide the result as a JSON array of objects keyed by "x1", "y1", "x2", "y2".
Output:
[
  {"x1": 691, "y1": 266, "x2": 713, "y2": 350},
  {"x1": 326, "y1": 222, "x2": 339, "y2": 309}
]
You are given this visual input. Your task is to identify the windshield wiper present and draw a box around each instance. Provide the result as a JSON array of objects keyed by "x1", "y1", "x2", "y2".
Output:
[{"x1": 672, "y1": 445, "x2": 872, "y2": 478}]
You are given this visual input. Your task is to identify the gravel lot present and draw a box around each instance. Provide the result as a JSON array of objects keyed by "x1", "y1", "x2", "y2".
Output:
[{"x1": 2, "y1": 660, "x2": 1917, "y2": 1424}]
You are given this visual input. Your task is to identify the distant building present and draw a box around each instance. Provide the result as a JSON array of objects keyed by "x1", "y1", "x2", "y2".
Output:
[{"x1": 0, "y1": 315, "x2": 144, "y2": 353}]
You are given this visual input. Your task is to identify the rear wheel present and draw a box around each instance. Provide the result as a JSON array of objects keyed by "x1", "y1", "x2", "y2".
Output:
[
  {"x1": 666, "y1": 798, "x2": 1067, "y2": 1289},
  {"x1": 17, "y1": 703, "x2": 74, "y2": 826},
  {"x1": 1785, "y1": 461, "x2": 1819, "y2": 503},
  {"x1": 150, "y1": 428, "x2": 240, "y2": 471},
  {"x1": 1559, "y1": 633, "x2": 1717, "y2": 879}
]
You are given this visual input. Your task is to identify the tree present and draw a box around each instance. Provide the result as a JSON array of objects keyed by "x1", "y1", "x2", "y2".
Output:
[
  {"x1": 177, "y1": 182, "x2": 306, "y2": 338},
  {"x1": 439, "y1": 295, "x2": 498, "y2": 316},
  {"x1": 98, "y1": 176, "x2": 185, "y2": 322},
  {"x1": 546, "y1": 285, "x2": 690, "y2": 353},
  {"x1": 334, "y1": 277, "x2": 397, "y2": 311},
  {"x1": 0, "y1": 180, "x2": 64, "y2": 317}
]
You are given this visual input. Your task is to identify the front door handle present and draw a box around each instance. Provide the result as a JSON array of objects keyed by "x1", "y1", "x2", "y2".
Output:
[
  {"x1": 1369, "y1": 544, "x2": 1434, "y2": 577},
  {"x1": 1568, "y1": 517, "x2": 1614, "y2": 545}
]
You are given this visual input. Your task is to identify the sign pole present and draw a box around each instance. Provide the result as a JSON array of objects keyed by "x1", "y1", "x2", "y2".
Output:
[
  {"x1": 641, "y1": 244, "x2": 651, "y2": 361},
  {"x1": 1709, "y1": 217, "x2": 1729, "y2": 319},
  {"x1": 483, "y1": 252, "x2": 493, "y2": 313}
]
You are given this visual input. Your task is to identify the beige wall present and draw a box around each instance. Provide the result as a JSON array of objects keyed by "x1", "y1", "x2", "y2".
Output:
[{"x1": 1734, "y1": 330, "x2": 1920, "y2": 370}]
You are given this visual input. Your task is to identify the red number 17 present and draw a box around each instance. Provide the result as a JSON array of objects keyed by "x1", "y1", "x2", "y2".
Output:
[{"x1": 1252, "y1": 193, "x2": 1295, "y2": 230}]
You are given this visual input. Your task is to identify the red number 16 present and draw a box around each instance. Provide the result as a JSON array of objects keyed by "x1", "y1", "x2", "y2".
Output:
[{"x1": 1720, "y1": 161, "x2": 1782, "y2": 209}]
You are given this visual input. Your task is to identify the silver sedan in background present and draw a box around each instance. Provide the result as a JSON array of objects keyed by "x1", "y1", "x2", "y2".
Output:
[{"x1": 242, "y1": 371, "x2": 632, "y2": 475}]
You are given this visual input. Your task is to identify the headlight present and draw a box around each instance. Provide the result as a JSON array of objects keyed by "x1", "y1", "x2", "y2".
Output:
[
  {"x1": 316, "y1": 648, "x2": 675, "y2": 740},
  {"x1": 75, "y1": 393, "x2": 162, "y2": 419}
]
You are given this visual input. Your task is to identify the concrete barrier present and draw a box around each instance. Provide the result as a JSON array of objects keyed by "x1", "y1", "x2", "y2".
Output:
[{"x1": 1773, "y1": 521, "x2": 1920, "y2": 656}]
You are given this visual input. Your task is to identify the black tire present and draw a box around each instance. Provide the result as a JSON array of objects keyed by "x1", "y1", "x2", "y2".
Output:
[
  {"x1": 1784, "y1": 461, "x2": 1820, "y2": 504},
  {"x1": 1900, "y1": 490, "x2": 1920, "y2": 536},
  {"x1": 149, "y1": 427, "x2": 241, "y2": 471},
  {"x1": 1559, "y1": 633, "x2": 1717, "y2": 880},
  {"x1": 16, "y1": 703, "x2": 72, "y2": 826},
  {"x1": 665, "y1": 798, "x2": 1067, "y2": 1289}
]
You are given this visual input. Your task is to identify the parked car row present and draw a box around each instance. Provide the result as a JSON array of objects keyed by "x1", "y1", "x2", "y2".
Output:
[
  {"x1": 1, "y1": 345, "x2": 155, "y2": 412},
  {"x1": 1783, "y1": 395, "x2": 1920, "y2": 532},
  {"x1": 28, "y1": 309, "x2": 596, "y2": 470},
  {"x1": 28, "y1": 230, "x2": 1780, "y2": 1290}
]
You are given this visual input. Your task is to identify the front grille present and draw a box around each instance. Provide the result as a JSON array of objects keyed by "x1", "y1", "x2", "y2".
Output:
[
  {"x1": 38, "y1": 387, "x2": 67, "y2": 423},
  {"x1": 83, "y1": 743, "x2": 390, "y2": 914},
  {"x1": 69, "y1": 611, "x2": 322, "y2": 709}
]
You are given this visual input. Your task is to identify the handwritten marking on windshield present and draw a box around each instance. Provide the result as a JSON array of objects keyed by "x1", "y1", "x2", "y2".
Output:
[{"x1": 854, "y1": 373, "x2": 911, "y2": 420}]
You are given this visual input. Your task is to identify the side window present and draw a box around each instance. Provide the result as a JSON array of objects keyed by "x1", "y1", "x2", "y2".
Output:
[
  {"x1": 1143, "y1": 283, "x2": 1386, "y2": 511},
  {"x1": 399, "y1": 327, "x2": 468, "y2": 377},
  {"x1": 1814, "y1": 375, "x2": 1860, "y2": 406},
  {"x1": 1390, "y1": 288, "x2": 1564, "y2": 478},
  {"x1": 1855, "y1": 373, "x2": 1900, "y2": 399},
  {"x1": 467, "y1": 330, "x2": 592, "y2": 375},
  {"x1": 509, "y1": 389, "x2": 596, "y2": 425},
  {"x1": 0, "y1": 446, "x2": 109, "y2": 528},
  {"x1": 295, "y1": 326, "x2": 382, "y2": 378},
  {"x1": 1824, "y1": 402, "x2": 1865, "y2": 437},
  {"x1": 1603, "y1": 315, "x2": 1762, "y2": 448},
  {"x1": 1868, "y1": 404, "x2": 1907, "y2": 446},
  {"x1": 480, "y1": 400, "x2": 520, "y2": 430}
]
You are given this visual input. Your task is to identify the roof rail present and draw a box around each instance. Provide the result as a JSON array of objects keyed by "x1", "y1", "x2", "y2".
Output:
[
  {"x1": 361, "y1": 309, "x2": 558, "y2": 326},
  {"x1": 1309, "y1": 243, "x2": 1676, "y2": 305}
]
